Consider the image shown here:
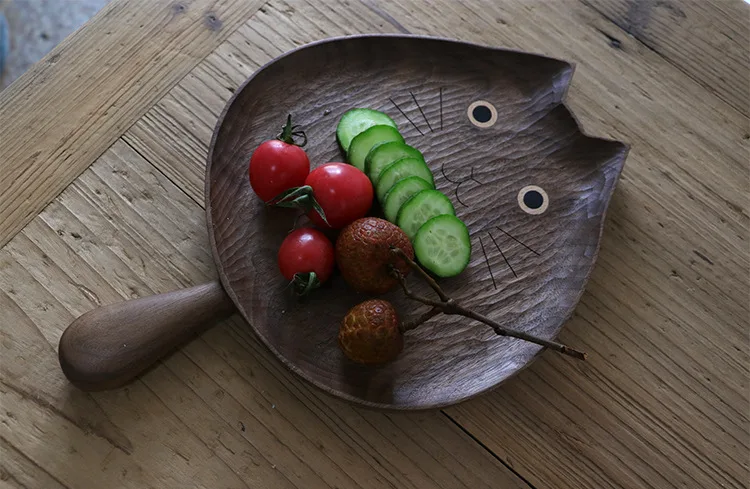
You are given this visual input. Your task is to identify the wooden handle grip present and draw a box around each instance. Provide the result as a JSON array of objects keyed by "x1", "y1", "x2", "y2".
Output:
[{"x1": 58, "y1": 281, "x2": 235, "y2": 391}]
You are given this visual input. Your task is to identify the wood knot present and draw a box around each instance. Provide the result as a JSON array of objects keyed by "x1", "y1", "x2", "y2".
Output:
[
  {"x1": 594, "y1": 28, "x2": 622, "y2": 50},
  {"x1": 205, "y1": 12, "x2": 222, "y2": 30},
  {"x1": 171, "y1": 2, "x2": 186, "y2": 14}
]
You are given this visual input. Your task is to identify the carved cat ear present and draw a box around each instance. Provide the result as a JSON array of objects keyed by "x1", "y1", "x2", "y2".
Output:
[
  {"x1": 485, "y1": 49, "x2": 575, "y2": 104},
  {"x1": 478, "y1": 47, "x2": 629, "y2": 209},
  {"x1": 564, "y1": 132, "x2": 630, "y2": 218}
]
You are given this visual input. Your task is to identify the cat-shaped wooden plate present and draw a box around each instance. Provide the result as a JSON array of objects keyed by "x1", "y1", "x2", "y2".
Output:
[{"x1": 59, "y1": 35, "x2": 629, "y2": 410}]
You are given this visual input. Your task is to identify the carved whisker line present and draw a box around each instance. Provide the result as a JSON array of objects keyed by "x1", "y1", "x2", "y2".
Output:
[
  {"x1": 439, "y1": 87, "x2": 443, "y2": 130},
  {"x1": 389, "y1": 97, "x2": 424, "y2": 136},
  {"x1": 489, "y1": 231, "x2": 518, "y2": 278},
  {"x1": 440, "y1": 162, "x2": 461, "y2": 184},
  {"x1": 478, "y1": 234, "x2": 497, "y2": 290},
  {"x1": 441, "y1": 164, "x2": 481, "y2": 208},
  {"x1": 496, "y1": 225, "x2": 540, "y2": 256},
  {"x1": 409, "y1": 91, "x2": 433, "y2": 132},
  {"x1": 469, "y1": 167, "x2": 482, "y2": 185},
  {"x1": 453, "y1": 182, "x2": 469, "y2": 207},
  {"x1": 441, "y1": 164, "x2": 469, "y2": 207}
]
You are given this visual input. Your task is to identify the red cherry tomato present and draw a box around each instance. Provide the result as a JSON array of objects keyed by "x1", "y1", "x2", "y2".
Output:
[
  {"x1": 248, "y1": 140, "x2": 309, "y2": 202},
  {"x1": 278, "y1": 228, "x2": 335, "y2": 286},
  {"x1": 305, "y1": 163, "x2": 373, "y2": 229}
]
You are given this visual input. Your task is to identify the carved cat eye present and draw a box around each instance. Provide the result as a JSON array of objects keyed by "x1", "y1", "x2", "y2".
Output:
[
  {"x1": 467, "y1": 100, "x2": 498, "y2": 128},
  {"x1": 517, "y1": 185, "x2": 549, "y2": 215}
]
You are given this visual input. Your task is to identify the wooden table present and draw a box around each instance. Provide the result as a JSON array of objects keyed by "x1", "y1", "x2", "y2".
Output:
[{"x1": 1, "y1": 1, "x2": 747, "y2": 487}]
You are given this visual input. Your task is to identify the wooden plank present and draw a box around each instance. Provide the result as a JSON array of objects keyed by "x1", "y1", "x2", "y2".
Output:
[
  {"x1": 0, "y1": 0, "x2": 268, "y2": 248},
  {"x1": 0, "y1": 139, "x2": 528, "y2": 488},
  {"x1": 0, "y1": 435, "x2": 68, "y2": 489},
  {"x1": 581, "y1": 0, "x2": 750, "y2": 117}
]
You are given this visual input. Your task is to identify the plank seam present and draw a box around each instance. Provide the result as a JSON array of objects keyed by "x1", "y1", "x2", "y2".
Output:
[
  {"x1": 120, "y1": 137, "x2": 205, "y2": 210},
  {"x1": 441, "y1": 411, "x2": 538, "y2": 489},
  {"x1": 0, "y1": 435, "x2": 72, "y2": 489}
]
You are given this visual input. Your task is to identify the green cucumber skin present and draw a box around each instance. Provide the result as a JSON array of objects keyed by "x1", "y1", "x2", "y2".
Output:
[
  {"x1": 347, "y1": 125, "x2": 404, "y2": 172},
  {"x1": 413, "y1": 214, "x2": 471, "y2": 278},
  {"x1": 336, "y1": 109, "x2": 398, "y2": 153},
  {"x1": 396, "y1": 189, "x2": 456, "y2": 241},
  {"x1": 382, "y1": 176, "x2": 434, "y2": 223},
  {"x1": 375, "y1": 158, "x2": 435, "y2": 202},
  {"x1": 366, "y1": 142, "x2": 425, "y2": 186}
]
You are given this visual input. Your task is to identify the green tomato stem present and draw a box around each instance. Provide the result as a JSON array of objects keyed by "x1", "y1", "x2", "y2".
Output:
[
  {"x1": 292, "y1": 272, "x2": 320, "y2": 297},
  {"x1": 268, "y1": 185, "x2": 330, "y2": 227},
  {"x1": 278, "y1": 114, "x2": 295, "y2": 144},
  {"x1": 277, "y1": 114, "x2": 307, "y2": 146}
]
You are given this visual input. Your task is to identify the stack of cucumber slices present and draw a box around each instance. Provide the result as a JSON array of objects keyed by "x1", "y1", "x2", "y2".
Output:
[{"x1": 336, "y1": 108, "x2": 471, "y2": 278}]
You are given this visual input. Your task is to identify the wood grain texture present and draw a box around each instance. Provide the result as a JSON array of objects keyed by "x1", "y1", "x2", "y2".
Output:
[
  {"x1": 0, "y1": 0, "x2": 267, "y2": 248},
  {"x1": 113, "y1": 0, "x2": 747, "y2": 485},
  {"x1": 207, "y1": 34, "x2": 627, "y2": 408},
  {"x1": 0, "y1": 139, "x2": 528, "y2": 488},
  {"x1": 59, "y1": 281, "x2": 235, "y2": 391},
  {"x1": 1, "y1": 0, "x2": 748, "y2": 487},
  {"x1": 0, "y1": 435, "x2": 68, "y2": 489},
  {"x1": 582, "y1": 0, "x2": 750, "y2": 117}
]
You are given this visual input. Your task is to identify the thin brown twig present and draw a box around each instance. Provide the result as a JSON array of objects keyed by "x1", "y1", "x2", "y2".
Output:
[
  {"x1": 390, "y1": 248, "x2": 587, "y2": 361},
  {"x1": 449, "y1": 305, "x2": 586, "y2": 360},
  {"x1": 400, "y1": 307, "x2": 441, "y2": 332},
  {"x1": 392, "y1": 247, "x2": 450, "y2": 302},
  {"x1": 392, "y1": 268, "x2": 446, "y2": 309}
]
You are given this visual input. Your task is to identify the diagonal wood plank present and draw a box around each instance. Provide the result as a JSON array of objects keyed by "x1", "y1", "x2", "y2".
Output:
[
  {"x1": 581, "y1": 0, "x2": 750, "y2": 117},
  {"x1": 0, "y1": 0, "x2": 268, "y2": 248},
  {"x1": 0, "y1": 435, "x2": 69, "y2": 489},
  {"x1": 0, "y1": 139, "x2": 528, "y2": 488}
]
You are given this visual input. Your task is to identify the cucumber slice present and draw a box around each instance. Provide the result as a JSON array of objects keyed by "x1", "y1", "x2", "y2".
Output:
[
  {"x1": 382, "y1": 177, "x2": 434, "y2": 223},
  {"x1": 413, "y1": 214, "x2": 471, "y2": 278},
  {"x1": 347, "y1": 125, "x2": 404, "y2": 172},
  {"x1": 336, "y1": 108, "x2": 398, "y2": 153},
  {"x1": 375, "y1": 157, "x2": 435, "y2": 202},
  {"x1": 396, "y1": 189, "x2": 456, "y2": 240},
  {"x1": 365, "y1": 142, "x2": 425, "y2": 186}
]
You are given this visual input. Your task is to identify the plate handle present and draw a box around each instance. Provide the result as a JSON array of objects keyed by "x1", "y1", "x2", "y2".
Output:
[{"x1": 58, "y1": 281, "x2": 235, "y2": 391}]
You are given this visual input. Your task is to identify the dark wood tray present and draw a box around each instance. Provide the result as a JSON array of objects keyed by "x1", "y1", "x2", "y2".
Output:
[
  {"x1": 59, "y1": 35, "x2": 628, "y2": 410},
  {"x1": 207, "y1": 35, "x2": 628, "y2": 409}
]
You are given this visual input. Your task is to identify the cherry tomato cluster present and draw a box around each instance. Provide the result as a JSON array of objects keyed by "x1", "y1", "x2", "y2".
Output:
[{"x1": 248, "y1": 115, "x2": 373, "y2": 295}]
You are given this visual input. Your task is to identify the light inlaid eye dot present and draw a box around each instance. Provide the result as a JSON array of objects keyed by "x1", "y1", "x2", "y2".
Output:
[
  {"x1": 467, "y1": 100, "x2": 498, "y2": 128},
  {"x1": 517, "y1": 185, "x2": 549, "y2": 215}
]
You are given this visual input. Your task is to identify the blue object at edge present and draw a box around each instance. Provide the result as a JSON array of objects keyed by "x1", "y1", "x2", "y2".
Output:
[{"x1": 0, "y1": 13, "x2": 8, "y2": 76}]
